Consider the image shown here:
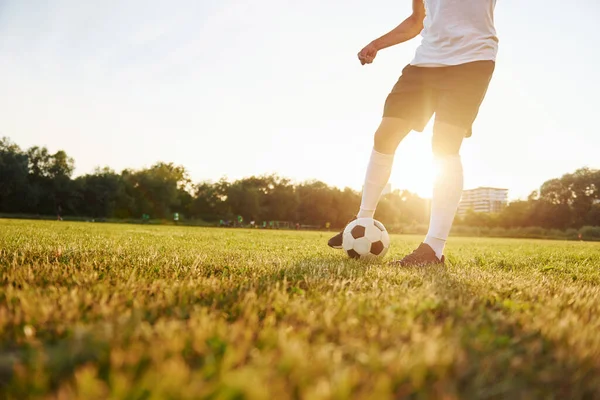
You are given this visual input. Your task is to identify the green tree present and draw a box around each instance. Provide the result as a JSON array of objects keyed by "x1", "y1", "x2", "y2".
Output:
[
  {"x1": 498, "y1": 200, "x2": 531, "y2": 228},
  {"x1": 124, "y1": 162, "x2": 190, "y2": 219},
  {"x1": 24, "y1": 146, "x2": 76, "y2": 215},
  {"x1": 376, "y1": 190, "x2": 428, "y2": 228},
  {"x1": 261, "y1": 175, "x2": 299, "y2": 222},
  {"x1": 296, "y1": 181, "x2": 338, "y2": 227},
  {"x1": 190, "y1": 181, "x2": 227, "y2": 221},
  {"x1": 75, "y1": 167, "x2": 124, "y2": 218},
  {"x1": 0, "y1": 138, "x2": 30, "y2": 213},
  {"x1": 539, "y1": 168, "x2": 600, "y2": 228}
]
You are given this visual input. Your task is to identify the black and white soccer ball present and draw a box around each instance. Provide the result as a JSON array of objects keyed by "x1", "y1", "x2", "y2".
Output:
[{"x1": 342, "y1": 218, "x2": 390, "y2": 260}]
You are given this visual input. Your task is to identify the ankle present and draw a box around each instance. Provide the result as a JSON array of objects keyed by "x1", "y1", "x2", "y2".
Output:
[
  {"x1": 357, "y1": 209, "x2": 375, "y2": 219},
  {"x1": 424, "y1": 236, "x2": 445, "y2": 260}
]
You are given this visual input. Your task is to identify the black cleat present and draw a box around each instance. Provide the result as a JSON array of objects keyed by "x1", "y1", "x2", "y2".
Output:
[
  {"x1": 390, "y1": 243, "x2": 445, "y2": 267},
  {"x1": 327, "y1": 217, "x2": 357, "y2": 249}
]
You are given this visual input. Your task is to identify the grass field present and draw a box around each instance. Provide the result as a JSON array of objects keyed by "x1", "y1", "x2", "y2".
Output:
[{"x1": 1, "y1": 219, "x2": 600, "y2": 399}]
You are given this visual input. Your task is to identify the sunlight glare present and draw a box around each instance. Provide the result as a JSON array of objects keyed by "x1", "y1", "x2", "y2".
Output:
[{"x1": 390, "y1": 123, "x2": 435, "y2": 199}]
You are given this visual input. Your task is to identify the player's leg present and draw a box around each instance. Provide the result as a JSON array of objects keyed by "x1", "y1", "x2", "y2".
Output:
[
  {"x1": 328, "y1": 64, "x2": 433, "y2": 249},
  {"x1": 358, "y1": 117, "x2": 412, "y2": 219},
  {"x1": 393, "y1": 61, "x2": 495, "y2": 265},
  {"x1": 390, "y1": 122, "x2": 466, "y2": 265},
  {"x1": 423, "y1": 121, "x2": 466, "y2": 259},
  {"x1": 328, "y1": 117, "x2": 411, "y2": 249}
]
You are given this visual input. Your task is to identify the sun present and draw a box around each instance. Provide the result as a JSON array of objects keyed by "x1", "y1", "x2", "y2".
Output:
[{"x1": 390, "y1": 129, "x2": 435, "y2": 199}]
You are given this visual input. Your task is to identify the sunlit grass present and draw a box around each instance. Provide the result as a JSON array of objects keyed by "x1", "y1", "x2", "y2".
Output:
[{"x1": 1, "y1": 219, "x2": 599, "y2": 399}]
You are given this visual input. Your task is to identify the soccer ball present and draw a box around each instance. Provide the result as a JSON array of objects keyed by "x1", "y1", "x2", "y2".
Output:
[{"x1": 342, "y1": 218, "x2": 390, "y2": 260}]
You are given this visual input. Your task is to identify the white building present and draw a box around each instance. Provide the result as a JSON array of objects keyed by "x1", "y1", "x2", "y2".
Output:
[{"x1": 458, "y1": 187, "x2": 508, "y2": 216}]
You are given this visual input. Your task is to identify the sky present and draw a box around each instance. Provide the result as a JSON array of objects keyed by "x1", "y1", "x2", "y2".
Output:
[{"x1": 1, "y1": 0, "x2": 599, "y2": 199}]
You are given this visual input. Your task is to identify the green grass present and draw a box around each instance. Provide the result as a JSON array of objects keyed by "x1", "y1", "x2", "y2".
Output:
[{"x1": 1, "y1": 219, "x2": 600, "y2": 399}]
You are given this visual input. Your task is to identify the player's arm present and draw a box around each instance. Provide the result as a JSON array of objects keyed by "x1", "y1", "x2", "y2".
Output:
[
  {"x1": 358, "y1": 0, "x2": 425, "y2": 65},
  {"x1": 372, "y1": 0, "x2": 425, "y2": 50}
]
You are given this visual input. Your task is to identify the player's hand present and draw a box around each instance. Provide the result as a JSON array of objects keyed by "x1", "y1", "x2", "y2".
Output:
[{"x1": 357, "y1": 42, "x2": 378, "y2": 65}]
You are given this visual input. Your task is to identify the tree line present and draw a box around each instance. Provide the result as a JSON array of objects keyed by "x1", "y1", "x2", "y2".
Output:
[{"x1": 1, "y1": 137, "x2": 599, "y2": 230}]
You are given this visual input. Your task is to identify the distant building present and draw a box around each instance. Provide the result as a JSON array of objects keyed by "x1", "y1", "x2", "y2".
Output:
[{"x1": 458, "y1": 187, "x2": 508, "y2": 216}]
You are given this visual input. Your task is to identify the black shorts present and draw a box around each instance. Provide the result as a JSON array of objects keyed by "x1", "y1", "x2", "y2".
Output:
[{"x1": 382, "y1": 61, "x2": 495, "y2": 137}]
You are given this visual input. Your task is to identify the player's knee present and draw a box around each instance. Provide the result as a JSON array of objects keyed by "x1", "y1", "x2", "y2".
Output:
[
  {"x1": 432, "y1": 122, "x2": 466, "y2": 157},
  {"x1": 373, "y1": 117, "x2": 410, "y2": 154}
]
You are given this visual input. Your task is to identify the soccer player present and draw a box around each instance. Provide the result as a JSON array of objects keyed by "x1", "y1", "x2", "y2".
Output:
[{"x1": 328, "y1": 0, "x2": 497, "y2": 266}]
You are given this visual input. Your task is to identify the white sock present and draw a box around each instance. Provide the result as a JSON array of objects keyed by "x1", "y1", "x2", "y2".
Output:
[
  {"x1": 424, "y1": 154, "x2": 464, "y2": 259},
  {"x1": 357, "y1": 149, "x2": 395, "y2": 219}
]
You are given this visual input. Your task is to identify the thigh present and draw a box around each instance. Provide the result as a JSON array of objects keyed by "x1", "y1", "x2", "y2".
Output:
[
  {"x1": 383, "y1": 65, "x2": 436, "y2": 133},
  {"x1": 434, "y1": 61, "x2": 495, "y2": 138},
  {"x1": 373, "y1": 117, "x2": 413, "y2": 154}
]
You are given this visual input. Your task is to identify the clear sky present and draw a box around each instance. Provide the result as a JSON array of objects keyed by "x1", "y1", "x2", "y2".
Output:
[{"x1": 1, "y1": 0, "x2": 599, "y2": 199}]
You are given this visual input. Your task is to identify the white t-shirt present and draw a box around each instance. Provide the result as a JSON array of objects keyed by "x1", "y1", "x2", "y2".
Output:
[{"x1": 411, "y1": 0, "x2": 498, "y2": 66}]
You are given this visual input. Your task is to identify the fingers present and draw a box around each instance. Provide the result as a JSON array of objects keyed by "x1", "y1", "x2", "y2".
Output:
[
  {"x1": 357, "y1": 48, "x2": 375, "y2": 65},
  {"x1": 357, "y1": 55, "x2": 374, "y2": 65},
  {"x1": 357, "y1": 53, "x2": 373, "y2": 65}
]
